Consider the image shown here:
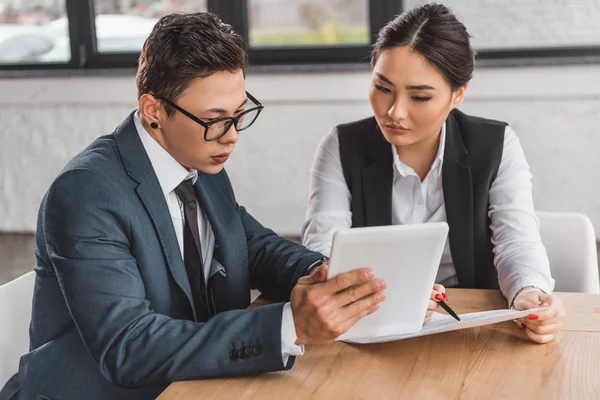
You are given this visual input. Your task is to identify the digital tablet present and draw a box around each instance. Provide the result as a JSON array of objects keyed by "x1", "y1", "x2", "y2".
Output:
[{"x1": 327, "y1": 222, "x2": 449, "y2": 342}]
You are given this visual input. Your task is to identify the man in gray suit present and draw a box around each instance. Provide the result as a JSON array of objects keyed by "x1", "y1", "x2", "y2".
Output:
[{"x1": 1, "y1": 12, "x2": 386, "y2": 400}]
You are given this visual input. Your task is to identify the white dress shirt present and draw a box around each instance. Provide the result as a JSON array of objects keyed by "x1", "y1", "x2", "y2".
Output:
[
  {"x1": 134, "y1": 112, "x2": 302, "y2": 365},
  {"x1": 301, "y1": 122, "x2": 555, "y2": 304}
]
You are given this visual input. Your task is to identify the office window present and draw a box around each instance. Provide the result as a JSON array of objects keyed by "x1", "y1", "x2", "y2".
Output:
[
  {"x1": 2, "y1": 0, "x2": 598, "y2": 71},
  {"x1": 92, "y1": 0, "x2": 207, "y2": 53},
  {"x1": 248, "y1": 0, "x2": 370, "y2": 48},
  {"x1": 404, "y1": 0, "x2": 600, "y2": 50},
  {"x1": 0, "y1": 0, "x2": 70, "y2": 64}
]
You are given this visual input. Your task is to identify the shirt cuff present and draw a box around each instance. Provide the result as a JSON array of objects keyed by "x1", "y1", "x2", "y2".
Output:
[{"x1": 281, "y1": 302, "x2": 304, "y2": 367}]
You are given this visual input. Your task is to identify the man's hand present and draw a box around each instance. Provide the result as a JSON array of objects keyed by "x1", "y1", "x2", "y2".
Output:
[{"x1": 290, "y1": 263, "x2": 387, "y2": 345}]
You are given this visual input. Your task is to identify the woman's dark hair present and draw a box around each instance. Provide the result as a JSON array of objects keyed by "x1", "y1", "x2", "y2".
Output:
[
  {"x1": 372, "y1": 3, "x2": 475, "y2": 90},
  {"x1": 136, "y1": 12, "x2": 248, "y2": 116}
]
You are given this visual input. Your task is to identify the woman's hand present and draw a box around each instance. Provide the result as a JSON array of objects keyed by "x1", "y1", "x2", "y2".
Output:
[
  {"x1": 513, "y1": 290, "x2": 566, "y2": 343},
  {"x1": 424, "y1": 284, "x2": 446, "y2": 325}
]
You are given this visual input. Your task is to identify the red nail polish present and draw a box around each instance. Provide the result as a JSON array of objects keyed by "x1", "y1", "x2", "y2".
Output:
[
  {"x1": 528, "y1": 314, "x2": 539, "y2": 321},
  {"x1": 435, "y1": 294, "x2": 444, "y2": 301},
  {"x1": 443, "y1": 293, "x2": 448, "y2": 301}
]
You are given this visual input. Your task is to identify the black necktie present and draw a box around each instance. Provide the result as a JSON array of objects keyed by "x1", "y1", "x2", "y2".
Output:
[{"x1": 174, "y1": 179, "x2": 210, "y2": 322}]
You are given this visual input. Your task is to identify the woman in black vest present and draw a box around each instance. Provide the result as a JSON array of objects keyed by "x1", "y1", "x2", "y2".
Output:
[{"x1": 302, "y1": 3, "x2": 565, "y2": 343}]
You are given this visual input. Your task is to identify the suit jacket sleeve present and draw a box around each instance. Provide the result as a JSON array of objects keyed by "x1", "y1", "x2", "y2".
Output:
[
  {"x1": 240, "y1": 206, "x2": 324, "y2": 301},
  {"x1": 42, "y1": 168, "x2": 293, "y2": 388},
  {"x1": 212, "y1": 170, "x2": 324, "y2": 302}
]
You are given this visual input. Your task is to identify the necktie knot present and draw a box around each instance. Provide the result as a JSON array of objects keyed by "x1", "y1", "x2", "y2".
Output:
[{"x1": 174, "y1": 179, "x2": 196, "y2": 204}]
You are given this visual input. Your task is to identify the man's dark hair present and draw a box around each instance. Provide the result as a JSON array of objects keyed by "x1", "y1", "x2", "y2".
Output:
[
  {"x1": 372, "y1": 3, "x2": 475, "y2": 90},
  {"x1": 136, "y1": 12, "x2": 248, "y2": 116}
]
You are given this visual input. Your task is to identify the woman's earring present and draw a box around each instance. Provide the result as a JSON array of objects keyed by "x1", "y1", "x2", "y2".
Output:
[{"x1": 150, "y1": 122, "x2": 159, "y2": 129}]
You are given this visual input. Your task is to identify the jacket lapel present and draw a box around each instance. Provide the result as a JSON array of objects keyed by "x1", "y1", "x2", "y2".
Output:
[
  {"x1": 114, "y1": 112, "x2": 197, "y2": 318},
  {"x1": 442, "y1": 112, "x2": 475, "y2": 288},
  {"x1": 362, "y1": 125, "x2": 394, "y2": 226}
]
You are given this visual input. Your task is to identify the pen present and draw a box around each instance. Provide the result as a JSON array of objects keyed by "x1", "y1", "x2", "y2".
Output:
[
  {"x1": 438, "y1": 301, "x2": 461, "y2": 321},
  {"x1": 435, "y1": 293, "x2": 460, "y2": 321}
]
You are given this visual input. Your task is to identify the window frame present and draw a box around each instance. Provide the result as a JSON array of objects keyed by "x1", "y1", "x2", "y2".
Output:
[
  {"x1": 214, "y1": 0, "x2": 400, "y2": 66},
  {"x1": 0, "y1": 0, "x2": 82, "y2": 71},
  {"x1": 1, "y1": 0, "x2": 599, "y2": 72}
]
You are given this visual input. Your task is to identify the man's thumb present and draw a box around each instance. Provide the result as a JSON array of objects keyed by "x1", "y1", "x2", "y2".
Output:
[{"x1": 309, "y1": 263, "x2": 329, "y2": 283}]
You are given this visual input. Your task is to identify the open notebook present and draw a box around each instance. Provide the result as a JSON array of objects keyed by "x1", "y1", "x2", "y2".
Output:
[{"x1": 342, "y1": 306, "x2": 548, "y2": 344}]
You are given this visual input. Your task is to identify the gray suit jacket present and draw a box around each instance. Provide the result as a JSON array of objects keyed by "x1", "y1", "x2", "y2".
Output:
[{"x1": 1, "y1": 112, "x2": 322, "y2": 400}]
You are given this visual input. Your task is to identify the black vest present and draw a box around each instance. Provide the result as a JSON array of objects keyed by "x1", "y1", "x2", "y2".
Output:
[{"x1": 337, "y1": 109, "x2": 506, "y2": 289}]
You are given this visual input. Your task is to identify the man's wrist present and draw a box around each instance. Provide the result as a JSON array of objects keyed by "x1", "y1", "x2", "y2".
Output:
[{"x1": 306, "y1": 256, "x2": 329, "y2": 275}]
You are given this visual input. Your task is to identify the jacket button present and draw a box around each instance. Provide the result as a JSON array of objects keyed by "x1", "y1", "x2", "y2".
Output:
[
  {"x1": 238, "y1": 348, "x2": 247, "y2": 359},
  {"x1": 229, "y1": 349, "x2": 239, "y2": 361},
  {"x1": 253, "y1": 344, "x2": 263, "y2": 355}
]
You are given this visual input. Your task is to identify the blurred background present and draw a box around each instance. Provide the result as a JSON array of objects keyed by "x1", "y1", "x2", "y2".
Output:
[{"x1": 1, "y1": 0, "x2": 599, "y2": 284}]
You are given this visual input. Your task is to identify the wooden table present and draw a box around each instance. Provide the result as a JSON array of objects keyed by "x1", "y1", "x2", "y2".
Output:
[{"x1": 158, "y1": 289, "x2": 600, "y2": 400}]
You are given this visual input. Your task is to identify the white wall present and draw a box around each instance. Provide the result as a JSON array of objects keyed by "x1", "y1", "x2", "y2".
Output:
[
  {"x1": 405, "y1": 0, "x2": 600, "y2": 49},
  {"x1": 1, "y1": 64, "x2": 599, "y2": 236}
]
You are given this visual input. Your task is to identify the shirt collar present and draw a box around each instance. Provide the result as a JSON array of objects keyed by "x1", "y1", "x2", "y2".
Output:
[
  {"x1": 134, "y1": 111, "x2": 197, "y2": 196},
  {"x1": 392, "y1": 121, "x2": 446, "y2": 178}
]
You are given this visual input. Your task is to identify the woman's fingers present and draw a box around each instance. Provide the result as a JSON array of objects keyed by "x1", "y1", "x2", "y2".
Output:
[
  {"x1": 522, "y1": 321, "x2": 561, "y2": 336},
  {"x1": 423, "y1": 309, "x2": 434, "y2": 325},
  {"x1": 427, "y1": 299, "x2": 439, "y2": 311},
  {"x1": 523, "y1": 326, "x2": 556, "y2": 344},
  {"x1": 433, "y1": 284, "x2": 446, "y2": 294},
  {"x1": 430, "y1": 284, "x2": 448, "y2": 303}
]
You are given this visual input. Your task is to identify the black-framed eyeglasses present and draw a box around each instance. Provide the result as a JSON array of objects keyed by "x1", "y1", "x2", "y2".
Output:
[{"x1": 153, "y1": 91, "x2": 264, "y2": 142}]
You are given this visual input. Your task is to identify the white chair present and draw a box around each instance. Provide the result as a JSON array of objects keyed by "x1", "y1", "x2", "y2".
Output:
[
  {"x1": 0, "y1": 271, "x2": 35, "y2": 387},
  {"x1": 537, "y1": 211, "x2": 600, "y2": 293}
]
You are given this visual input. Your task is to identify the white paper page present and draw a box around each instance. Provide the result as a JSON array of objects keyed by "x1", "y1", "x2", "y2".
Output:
[{"x1": 342, "y1": 307, "x2": 548, "y2": 344}]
